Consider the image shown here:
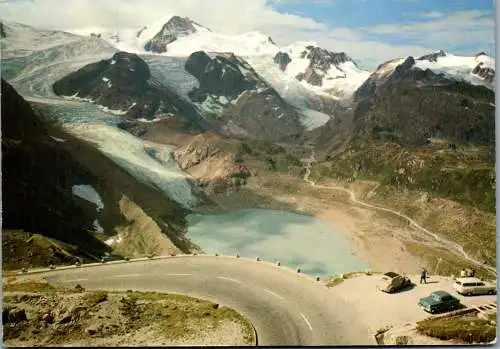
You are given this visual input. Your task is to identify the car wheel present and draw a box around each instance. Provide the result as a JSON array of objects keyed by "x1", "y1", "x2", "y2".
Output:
[
  {"x1": 488, "y1": 290, "x2": 495, "y2": 295},
  {"x1": 467, "y1": 292, "x2": 472, "y2": 296}
]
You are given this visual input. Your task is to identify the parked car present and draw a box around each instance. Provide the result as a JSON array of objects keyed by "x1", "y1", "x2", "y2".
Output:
[
  {"x1": 418, "y1": 290, "x2": 461, "y2": 314},
  {"x1": 452, "y1": 277, "x2": 497, "y2": 296},
  {"x1": 376, "y1": 272, "x2": 412, "y2": 293}
]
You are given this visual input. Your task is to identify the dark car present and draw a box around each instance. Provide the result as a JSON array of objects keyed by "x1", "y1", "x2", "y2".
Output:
[
  {"x1": 418, "y1": 290, "x2": 461, "y2": 314},
  {"x1": 376, "y1": 272, "x2": 412, "y2": 293}
]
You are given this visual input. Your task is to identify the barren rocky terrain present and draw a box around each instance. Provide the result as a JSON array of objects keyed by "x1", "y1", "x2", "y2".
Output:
[{"x1": 3, "y1": 277, "x2": 255, "y2": 347}]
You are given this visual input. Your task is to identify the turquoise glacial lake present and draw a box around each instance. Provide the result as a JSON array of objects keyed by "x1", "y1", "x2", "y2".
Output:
[{"x1": 186, "y1": 209, "x2": 369, "y2": 277}]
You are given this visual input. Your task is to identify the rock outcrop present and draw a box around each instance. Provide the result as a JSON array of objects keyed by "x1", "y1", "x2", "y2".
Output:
[
  {"x1": 52, "y1": 51, "x2": 202, "y2": 126},
  {"x1": 2, "y1": 78, "x2": 198, "y2": 268},
  {"x1": 185, "y1": 51, "x2": 305, "y2": 142},
  {"x1": 185, "y1": 51, "x2": 257, "y2": 102},
  {"x1": 2, "y1": 78, "x2": 112, "y2": 262},
  {"x1": 273, "y1": 52, "x2": 292, "y2": 71},
  {"x1": 144, "y1": 16, "x2": 201, "y2": 53},
  {"x1": 295, "y1": 46, "x2": 355, "y2": 87},
  {"x1": 353, "y1": 56, "x2": 495, "y2": 147}
]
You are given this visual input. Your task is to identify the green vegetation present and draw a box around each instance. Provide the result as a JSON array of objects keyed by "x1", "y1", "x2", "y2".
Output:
[
  {"x1": 416, "y1": 316, "x2": 496, "y2": 344},
  {"x1": 404, "y1": 242, "x2": 493, "y2": 279},
  {"x1": 311, "y1": 141, "x2": 495, "y2": 213},
  {"x1": 2, "y1": 230, "x2": 83, "y2": 271},
  {"x1": 3, "y1": 280, "x2": 56, "y2": 294},
  {"x1": 3, "y1": 279, "x2": 256, "y2": 346},
  {"x1": 310, "y1": 140, "x2": 496, "y2": 272},
  {"x1": 240, "y1": 139, "x2": 301, "y2": 173},
  {"x1": 326, "y1": 277, "x2": 344, "y2": 287},
  {"x1": 83, "y1": 291, "x2": 108, "y2": 306},
  {"x1": 326, "y1": 271, "x2": 378, "y2": 288},
  {"x1": 119, "y1": 291, "x2": 255, "y2": 344},
  {"x1": 263, "y1": 178, "x2": 302, "y2": 194}
]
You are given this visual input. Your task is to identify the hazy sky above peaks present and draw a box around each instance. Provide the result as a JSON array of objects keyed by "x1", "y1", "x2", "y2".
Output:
[{"x1": 0, "y1": 0, "x2": 495, "y2": 69}]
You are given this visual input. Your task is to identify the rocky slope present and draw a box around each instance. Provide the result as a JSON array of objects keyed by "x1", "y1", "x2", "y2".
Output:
[
  {"x1": 353, "y1": 55, "x2": 495, "y2": 148},
  {"x1": 307, "y1": 52, "x2": 496, "y2": 268},
  {"x1": 2, "y1": 279, "x2": 254, "y2": 346},
  {"x1": 2, "y1": 78, "x2": 111, "y2": 263},
  {"x1": 51, "y1": 47, "x2": 308, "y2": 142},
  {"x1": 274, "y1": 43, "x2": 371, "y2": 98},
  {"x1": 2, "y1": 79, "x2": 197, "y2": 269},
  {"x1": 0, "y1": 22, "x2": 6, "y2": 38},
  {"x1": 144, "y1": 16, "x2": 204, "y2": 53},
  {"x1": 312, "y1": 53, "x2": 495, "y2": 211},
  {"x1": 52, "y1": 51, "x2": 203, "y2": 128},
  {"x1": 184, "y1": 51, "x2": 305, "y2": 141},
  {"x1": 120, "y1": 120, "x2": 302, "y2": 199}
]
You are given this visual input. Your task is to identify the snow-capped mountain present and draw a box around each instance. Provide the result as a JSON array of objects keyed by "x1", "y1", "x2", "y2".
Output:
[
  {"x1": 72, "y1": 17, "x2": 280, "y2": 58},
  {"x1": 0, "y1": 20, "x2": 81, "y2": 59},
  {"x1": 68, "y1": 16, "x2": 369, "y2": 99},
  {"x1": 415, "y1": 50, "x2": 495, "y2": 88},
  {"x1": 273, "y1": 42, "x2": 371, "y2": 98},
  {"x1": 365, "y1": 50, "x2": 495, "y2": 92},
  {"x1": 144, "y1": 16, "x2": 209, "y2": 53}
]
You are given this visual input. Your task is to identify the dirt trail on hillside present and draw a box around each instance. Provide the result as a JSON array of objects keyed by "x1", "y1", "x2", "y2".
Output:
[{"x1": 302, "y1": 148, "x2": 496, "y2": 276}]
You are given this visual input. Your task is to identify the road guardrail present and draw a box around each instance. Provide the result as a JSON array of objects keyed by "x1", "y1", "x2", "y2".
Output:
[{"x1": 13, "y1": 253, "x2": 330, "y2": 285}]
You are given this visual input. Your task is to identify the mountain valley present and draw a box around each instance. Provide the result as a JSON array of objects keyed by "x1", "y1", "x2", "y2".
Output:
[{"x1": 0, "y1": 16, "x2": 496, "y2": 280}]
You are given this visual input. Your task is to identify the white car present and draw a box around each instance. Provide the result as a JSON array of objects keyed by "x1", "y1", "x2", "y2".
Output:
[
  {"x1": 376, "y1": 272, "x2": 412, "y2": 293},
  {"x1": 452, "y1": 277, "x2": 496, "y2": 296}
]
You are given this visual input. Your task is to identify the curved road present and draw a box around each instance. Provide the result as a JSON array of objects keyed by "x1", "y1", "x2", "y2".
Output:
[{"x1": 34, "y1": 256, "x2": 374, "y2": 346}]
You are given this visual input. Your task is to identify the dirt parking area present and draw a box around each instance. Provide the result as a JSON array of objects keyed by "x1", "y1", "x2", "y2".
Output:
[{"x1": 328, "y1": 274, "x2": 497, "y2": 333}]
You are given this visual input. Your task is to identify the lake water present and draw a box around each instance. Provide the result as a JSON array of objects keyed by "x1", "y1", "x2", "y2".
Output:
[{"x1": 186, "y1": 209, "x2": 369, "y2": 277}]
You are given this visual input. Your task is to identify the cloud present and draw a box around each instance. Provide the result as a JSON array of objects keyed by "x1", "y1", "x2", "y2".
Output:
[
  {"x1": 0, "y1": 0, "x2": 326, "y2": 34},
  {"x1": 367, "y1": 10, "x2": 493, "y2": 35},
  {"x1": 358, "y1": 9, "x2": 494, "y2": 57},
  {"x1": 419, "y1": 11, "x2": 445, "y2": 19},
  {"x1": 0, "y1": 0, "x2": 492, "y2": 70}
]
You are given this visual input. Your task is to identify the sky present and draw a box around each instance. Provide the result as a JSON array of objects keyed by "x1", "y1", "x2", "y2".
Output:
[{"x1": 0, "y1": 0, "x2": 495, "y2": 70}]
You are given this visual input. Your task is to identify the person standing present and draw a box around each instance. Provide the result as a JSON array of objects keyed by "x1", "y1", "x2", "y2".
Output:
[{"x1": 420, "y1": 268, "x2": 427, "y2": 284}]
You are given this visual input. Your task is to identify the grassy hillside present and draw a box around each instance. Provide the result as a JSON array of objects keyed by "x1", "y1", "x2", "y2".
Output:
[
  {"x1": 310, "y1": 139, "x2": 496, "y2": 269},
  {"x1": 312, "y1": 140, "x2": 495, "y2": 213}
]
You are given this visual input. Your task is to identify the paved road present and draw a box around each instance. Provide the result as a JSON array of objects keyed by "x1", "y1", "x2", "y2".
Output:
[{"x1": 36, "y1": 256, "x2": 374, "y2": 346}]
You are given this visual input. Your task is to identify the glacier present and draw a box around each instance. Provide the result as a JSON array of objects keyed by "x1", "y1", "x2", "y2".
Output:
[
  {"x1": 244, "y1": 55, "x2": 333, "y2": 130},
  {"x1": 1, "y1": 23, "x2": 200, "y2": 209},
  {"x1": 72, "y1": 184, "x2": 104, "y2": 211}
]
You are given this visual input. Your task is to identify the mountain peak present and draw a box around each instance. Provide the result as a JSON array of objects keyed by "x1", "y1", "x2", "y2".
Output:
[
  {"x1": 474, "y1": 51, "x2": 489, "y2": 58},
  {"x1": 144, "y1": 15, "x2": 209, "y2": 53},
  {"x1": 416, "y1": 50, "x2": 448, "y2": 62}
]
